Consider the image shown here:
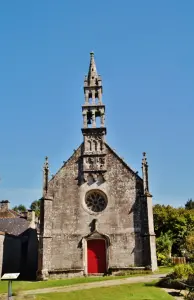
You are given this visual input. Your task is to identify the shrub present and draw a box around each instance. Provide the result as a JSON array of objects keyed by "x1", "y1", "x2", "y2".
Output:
[
  {"x1": 157, "y1": 275, "x2": 184, "y2": 290},
  {"x1": 157, "y1": 253, "x2": 172, "y2": 266},
  {"x1": 157, "y1": 253, "x2": 166, "y2": 266},
  {"x1": 156, "y1": 233, "x2": 172, "y2": 258},
  {"x1": 157, "y1": 264, "x2": 194, "y2": 290},
  {"x1": 173, "y1": 264, "x2": 193, "y2": 279},
  {"x1": 164, "y1": 257, "x2": 173, "y2": 267}
]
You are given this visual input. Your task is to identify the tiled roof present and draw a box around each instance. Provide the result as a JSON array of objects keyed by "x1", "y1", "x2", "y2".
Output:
[
  {"x1": 0, "y1": 218, "x2": 30, "y2": 236},
  {"x1": 0, "y1": 209, "x2": 23, "y2": 219}
]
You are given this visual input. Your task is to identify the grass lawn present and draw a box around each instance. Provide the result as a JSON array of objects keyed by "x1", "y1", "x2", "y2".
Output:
[
  {"x1": 0, "y1": 275, "x2": 147, "y2": 294},
  {"x1": 155, "y1": 266, "x2": 173, "y2": 274},
  {"x1": 33, "y1": 283, "x2": 173, "y2": 300},
  {"x1": 0, "y1": 266, "x2": 172, "y2": 294}
]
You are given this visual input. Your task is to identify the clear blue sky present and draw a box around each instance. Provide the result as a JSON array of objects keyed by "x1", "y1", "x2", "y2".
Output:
[{"x1": 0, "y1": 1, "x2": 194, "y2": 208}]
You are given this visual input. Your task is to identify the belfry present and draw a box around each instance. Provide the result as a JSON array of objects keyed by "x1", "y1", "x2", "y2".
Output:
[{"x1": 81, "y1": 52, "x2": 107, "y2": 184}]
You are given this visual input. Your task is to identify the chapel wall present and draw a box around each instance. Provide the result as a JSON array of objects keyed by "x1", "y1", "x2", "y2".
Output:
[{"x1": 48, "y1": 145, "x2": 145, "y2": 272}]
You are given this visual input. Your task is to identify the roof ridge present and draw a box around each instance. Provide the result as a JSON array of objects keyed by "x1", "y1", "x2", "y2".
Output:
[
  {"x1": 49, "y1": 143, "x2": 83, "y2": 183},
  {"x1": 105, "y1": 143, "x2": 142, "y2": 180},
  {"x1": 9, "y1": 209, "x2": 24, "y2": 217}
]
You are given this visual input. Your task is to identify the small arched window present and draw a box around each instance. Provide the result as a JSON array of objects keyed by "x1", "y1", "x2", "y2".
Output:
[
  {"x1": 93, "y1": 140, "x2": 98, "y2": 151},
  {"x1": 88, "y1": 140, "x2": 92, "y2": 151}
]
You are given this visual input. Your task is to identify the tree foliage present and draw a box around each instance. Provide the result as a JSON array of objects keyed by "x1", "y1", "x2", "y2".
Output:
[
  {"x1": 185, "y1": 199, "x2": 194, "y2": 210},
  {"x1": 12, "y1": 204, "x2": 27, "y2": 214},
  {"x1": 156, "y1": 232, "x2": 172, "y2": 257},
  {"x1": 30, "y1": 199, "x2": 40, "y2": 217},
  {"x1": 12, "y1": 200, "x2": 41, "y2": 218},
  {"x1": 185, "y1": 231, "x2": 194, "y2": 255},
  {"x1": 153, "y1": 203, "x2": 194, "y2": 257}
]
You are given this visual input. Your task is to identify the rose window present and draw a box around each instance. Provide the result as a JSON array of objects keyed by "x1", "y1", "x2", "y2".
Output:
[{"x1": 85, "y1": 191, "x2": 107, "y2": 212}]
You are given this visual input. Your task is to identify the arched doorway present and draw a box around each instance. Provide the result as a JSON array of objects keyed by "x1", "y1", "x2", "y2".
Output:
[{"x1": 87, "y1": 239, "x2": 106, "y2": 274}]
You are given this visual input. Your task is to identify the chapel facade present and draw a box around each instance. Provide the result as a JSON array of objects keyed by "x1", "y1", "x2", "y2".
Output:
[{"x1": 37, "y1": 53, "x2": 157, "y2": 280}]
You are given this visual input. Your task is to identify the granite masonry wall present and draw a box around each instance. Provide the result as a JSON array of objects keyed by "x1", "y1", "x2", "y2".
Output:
[{"x1": 38, "y1": 143, "x2": 153, "y2": 278}]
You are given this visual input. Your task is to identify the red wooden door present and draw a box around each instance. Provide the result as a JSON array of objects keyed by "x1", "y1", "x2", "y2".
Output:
[{"x1": 87, "y1": 239, "x2": 106, "y2": 274}]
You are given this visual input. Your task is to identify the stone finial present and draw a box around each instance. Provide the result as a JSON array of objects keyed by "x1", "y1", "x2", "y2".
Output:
[
  {"x1": 142, "y1": 152, "x2": 147, "y2": 163},
  {"x1": 142, "y1": 152, "x2": 149, "y2": 194},
  {"x1": 44, "y1": 156, "x2": 49, "y2": 171},
  {"x1": 87, "y1": 52, "x2": 98, "y2": 86},
  {"x1": 43, "y1": 156, "x2": 49, "y2": 196}
]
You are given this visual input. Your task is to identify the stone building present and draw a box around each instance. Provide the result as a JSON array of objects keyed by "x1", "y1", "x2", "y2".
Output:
[
  {"x1": 0, "y1": 200, "x2": 38, "y2": 280},
  {"x1": 38, "y1": 53, "x2": 157, "y2": 280}
]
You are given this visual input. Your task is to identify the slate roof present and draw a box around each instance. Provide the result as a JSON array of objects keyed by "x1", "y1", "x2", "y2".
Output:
[
  {"x1": 0, "y1": 209, "x2": 23, "y2": 219},
  {"x1": 0, "y1": 218, "x2": 30, "y2": 236}
]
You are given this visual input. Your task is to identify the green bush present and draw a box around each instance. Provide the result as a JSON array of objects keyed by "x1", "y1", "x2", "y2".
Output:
[
  {"x1": 157, "y1": 275, "x2": 185, "y2": 290},
  {"x1": 173, "y1": 264, "x2": 193, "y2": 279},
  {"x1": 157, "y1": 263, "x2": 194, "y2": 290},
  {"x1": 157, "y1": 253, "x2": 166, "y2": 266},
  {"x1": 157, "y1": 253, "x2": 172, "y2": 266}
]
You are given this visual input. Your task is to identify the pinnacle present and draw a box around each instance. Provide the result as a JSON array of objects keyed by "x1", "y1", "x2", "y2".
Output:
[
  {"x1": 87, "y1": 52, "x2": 98, "y2": 86},
  {"x1": 43, "y1": 156, "x2": 49, "y2": 170}
]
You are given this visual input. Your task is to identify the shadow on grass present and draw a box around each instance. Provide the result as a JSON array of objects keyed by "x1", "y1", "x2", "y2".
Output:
[
  {"x1": 168, "y1": 291, "x2": 182, "y2": 297},
  {"x1": 144, "y1": 280, "x2": 184, "y2": 299},
  {"x1": 144, "y1": 280, "x2": 158, "y2": 287}
]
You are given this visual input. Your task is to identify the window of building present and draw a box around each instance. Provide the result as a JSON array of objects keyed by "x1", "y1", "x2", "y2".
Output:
[{"x1": 85, "y1": 190, "x2": 107, "y2": 213}]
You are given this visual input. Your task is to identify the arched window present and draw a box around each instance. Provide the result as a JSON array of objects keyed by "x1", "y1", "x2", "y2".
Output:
[
  {"x1": 88, "y1": 140, "x2": 92, "y2": 151},
  {"x1": 100, "y1": 141, "x2": 103, "y2": 151},
  {"x1": 93, "y1": 140, "x2": 98, "y2": 151}
]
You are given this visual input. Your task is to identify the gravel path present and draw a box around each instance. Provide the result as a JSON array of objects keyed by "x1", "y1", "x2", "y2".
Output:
[
  {"x1": 162, "y1": 288, "x2": 186, "y2": 300},
  {"x1": 20, "y1": 274, "x2": 166, "y2": 295}
]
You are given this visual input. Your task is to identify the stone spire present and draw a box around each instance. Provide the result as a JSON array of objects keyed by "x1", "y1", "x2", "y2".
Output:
[
  {"x1": 87, "y1": 52, "x2": 98, "y2": 87},
  {"x1": 43, "y1": 156, "x2": 49, "y2": 196},
  {"x1": 83, "y1": 52, "x2": 103, "y2": 107},
  {"x1": 142, "y1": 152, "x2": 149, "y2": 194}
]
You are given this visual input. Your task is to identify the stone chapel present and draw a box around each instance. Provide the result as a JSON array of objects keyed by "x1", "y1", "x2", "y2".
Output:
[{"x1": 38, "y1": 52, "x2": 157, "y2": 280}]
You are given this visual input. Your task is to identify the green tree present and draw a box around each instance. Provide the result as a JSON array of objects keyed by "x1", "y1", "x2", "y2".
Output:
[
  {"x1": 153, "y1": 204, "x2": 194, "y2": 256},
  {"x1": 156, "y1": 232, "x2": 173, "y2": 257},
  {"x1": 30, "y1": 199, "x2": 40, "y2": 217},
  {"x1": 12, "y1": 204, "x2": 27, "y2": 214},
  {"x1": 185, "y1": 199, "x2": 194, "y2": 210},
  {"x1": 185, "y1": 231, "x2": 194, "y2": 257}
]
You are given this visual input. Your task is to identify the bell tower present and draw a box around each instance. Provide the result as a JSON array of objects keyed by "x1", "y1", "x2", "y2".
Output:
[{"x1": 81, "y1": 52, "x2": 107, "y2": 183}]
